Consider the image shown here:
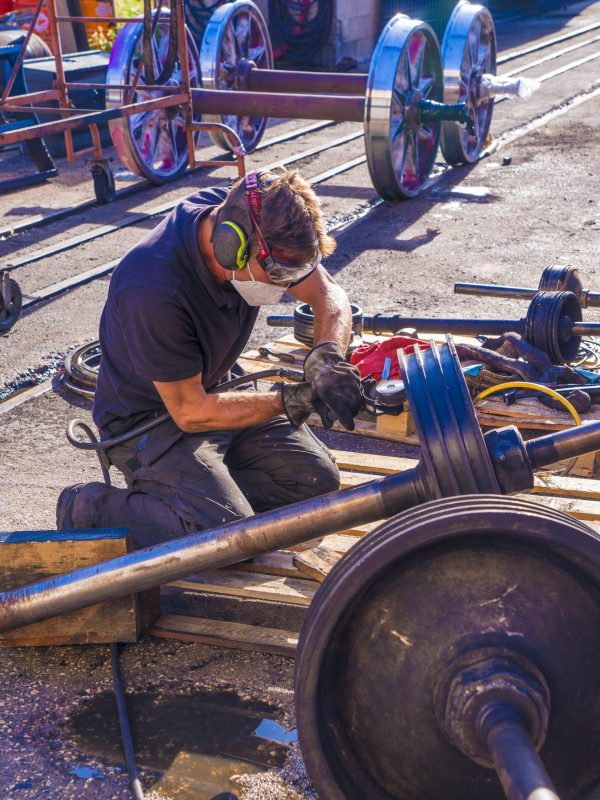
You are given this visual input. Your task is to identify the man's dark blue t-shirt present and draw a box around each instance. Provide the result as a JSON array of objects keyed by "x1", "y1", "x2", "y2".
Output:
[{"x1": 94, "y1": 187, "x2": 259, "y2": 436}]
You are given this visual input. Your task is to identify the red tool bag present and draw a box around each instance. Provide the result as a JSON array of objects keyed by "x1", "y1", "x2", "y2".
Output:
[{"x1": 350, "y1": 336, "x2": 430, "y2": 381}]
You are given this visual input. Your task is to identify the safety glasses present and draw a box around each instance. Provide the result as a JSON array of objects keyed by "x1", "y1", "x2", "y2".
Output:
[{"x1": 261, "y1": 249, "x2": 322, "y2": 285}]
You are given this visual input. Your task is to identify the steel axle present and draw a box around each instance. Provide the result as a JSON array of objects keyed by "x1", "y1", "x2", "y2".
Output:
[
  {"x1": 2, "y1": 338, "x2": 600, "y2": 633},
  {"x1": 455, "y1": 264, "x2": 600, "y2": 309}
]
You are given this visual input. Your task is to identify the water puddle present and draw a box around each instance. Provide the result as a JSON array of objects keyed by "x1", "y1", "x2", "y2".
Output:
[{"x1": 65, "y1": 688, "x2": 297, "y2": 799}]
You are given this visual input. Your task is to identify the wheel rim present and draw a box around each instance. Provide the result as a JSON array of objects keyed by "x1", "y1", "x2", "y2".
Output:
[
  {"x1": 295, "y1": 495, "x2": 600, "y2": 800},
  {"x1": 200, "y1": 0, "x2": 273, "y2": 153},
  {"x1": 0, "y1": 278, "x2": 22, "y2": 332},
  {"x1": 365, "y1": 16, "x2": 443, "y2": 200},
  {"x1": 441, "y1": 2, "x2": 496, "y2": 165},
  {"x1": 107, "y1": 10, "x2": 200, "y2": 183}
]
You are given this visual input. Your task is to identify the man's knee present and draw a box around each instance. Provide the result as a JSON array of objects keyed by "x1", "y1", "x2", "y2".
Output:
[{"x1": 295, "y1": 457, "x2": 340, "y2": 500}]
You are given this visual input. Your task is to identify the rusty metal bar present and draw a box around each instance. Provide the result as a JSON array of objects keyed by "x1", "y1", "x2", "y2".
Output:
[
  {"x1": 66, "y1": 82, "x2": 183, "y2": 92},
  {"x1": 2, "y1": 105, "x2": 99, "y2": 114},
  {"x1": 0, "y1": 93, "x2": 188, "y2": 145},
  {"x1": 88, "y1": 122, "x2": 103, "y2": 160},
  {"x1": 1, "y1": 0, "x2": 45, "y2": 101},
  {"x1": 192, "y1": 88, "x2": 364, "y2": 122},
  {"x1": 54, "y1": 15, "x2": 156, "y2": 22},
  {"x1": 0, "y1": 89, "x2": 60, "y2": 106},
  {"x1": 173, "y1": 0, "x2": 196, "y2": 171},
  {"x1": 46, "y1": 0, "x2": 74, "y2": 160},
  {"x1": 247, "y1": 68, "x2": 367, "y2": 96}
]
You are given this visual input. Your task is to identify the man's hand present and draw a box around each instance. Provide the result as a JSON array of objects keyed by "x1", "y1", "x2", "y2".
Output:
[
  {"x1": 281, "y1": 382, "x2": 339, "y2": 429},
  {"x1": 303, "y1": 342, "x2": 363, "y2": 431}
]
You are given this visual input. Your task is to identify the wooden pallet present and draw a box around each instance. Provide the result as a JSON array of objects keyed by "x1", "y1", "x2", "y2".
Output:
[{"x1": 148, "y1": 449, "x2": 600, "y2": 657}]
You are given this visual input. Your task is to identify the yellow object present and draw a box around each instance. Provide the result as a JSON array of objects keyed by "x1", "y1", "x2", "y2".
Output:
[{"x1": 474, "y1": 381, "x2": 582, "y2": 426}]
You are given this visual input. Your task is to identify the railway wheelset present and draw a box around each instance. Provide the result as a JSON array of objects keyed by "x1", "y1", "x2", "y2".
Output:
[
  {"x1": 0, "y1": 0, "x2": 498, "y2": 334},
  {"x1": 268, "y1": 279, "x2": 600, "y2": 366},
  {"x1": 3, "y1": 338, "x2": 600, "y2": 799}
]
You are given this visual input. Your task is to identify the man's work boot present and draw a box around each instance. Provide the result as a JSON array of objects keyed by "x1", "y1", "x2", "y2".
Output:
[{"x1": 56, "y1": 482, "x2": 98, "y2": 530}]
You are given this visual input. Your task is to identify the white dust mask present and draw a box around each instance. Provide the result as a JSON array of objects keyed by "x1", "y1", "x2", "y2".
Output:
[{"x1": 230, "y1": 264, "x2": 288, "y2": 306}]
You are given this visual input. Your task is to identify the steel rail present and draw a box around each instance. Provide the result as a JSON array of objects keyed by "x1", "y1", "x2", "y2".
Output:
[
  {"x1": 15, "y1": 46, "x2": 600, "y2": 318},
  {"x1": 6, "y1": 32, "x2": 600, "y2": 325},
  {"x1": 497, "y1": 20, "x2": 600, "y2": 65},
  {"x1": 0, "y1": 119, "x2": 339, "y2": 239},
  {"x1": 3, "y1": 16, "x2": 595, "y2": 237},
  {"x1": 5, "y1": 128, "x2": 363, "y2": 273},
  {"x1": 11, "y1": 28, "x2": 600, "y2": 275}
]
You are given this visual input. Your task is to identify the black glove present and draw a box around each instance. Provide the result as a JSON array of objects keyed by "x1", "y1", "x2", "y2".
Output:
[
  {"x1": 280, "y1": 382, "x2": 339, "y2": 428},
  {"x1": 303, "y1": 342, "x2": 363, "y2": 431}
]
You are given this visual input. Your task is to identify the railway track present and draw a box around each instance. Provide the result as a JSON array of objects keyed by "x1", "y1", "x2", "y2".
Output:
[
  {"x1": 2, "y1": 10, "x2": 599, "y2": 243},
  {"x1": 2, "y1": 5, "x2": 600, "y2": 408},
  {"x1": 9, "y1": 36, "x2": 600, "y2": 294}
]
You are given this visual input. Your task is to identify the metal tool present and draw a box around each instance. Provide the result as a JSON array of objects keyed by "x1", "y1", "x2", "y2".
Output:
[
  {"x1": 4, "y1": 336, "x2": 600, "y2": 632},
  {"x1": 258, "y1": 346, "x2": 297, "y2": 364},
  {"x1": 455, "y1": 264, "x2": 600, "y2": 309},
  {"x1": 295, "y1": 493, "x2": 600, "y2": 800}
]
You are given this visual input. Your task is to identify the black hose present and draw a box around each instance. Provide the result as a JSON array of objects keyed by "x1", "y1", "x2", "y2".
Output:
[
  {"x1": 66, "y1": 367, "x2": 305, "y2": 452},
  {"x1": 268, "y1": 0, "x2": 333, "y2": 65},
  {"x1": 142, "y1": 0, "x2": 179, "y2": 86},
  {"x1": 110, "y1": 644, "x2": 146, "y2": 800}
]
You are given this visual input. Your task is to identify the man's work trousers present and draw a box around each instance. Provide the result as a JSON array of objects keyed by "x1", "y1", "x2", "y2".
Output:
[{"x1": 79, "y1": 416, "x2": 340, "y2": 548}]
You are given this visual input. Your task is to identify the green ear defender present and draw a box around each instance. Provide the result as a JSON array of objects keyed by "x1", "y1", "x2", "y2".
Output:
[{"x1": 211, "y1": 205, "x2": 252, "y2": 271}]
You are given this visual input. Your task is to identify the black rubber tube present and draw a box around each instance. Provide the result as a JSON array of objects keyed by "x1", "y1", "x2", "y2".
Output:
[{"x1": 110, "y1": 643, "x2": 145, "y2": 800}]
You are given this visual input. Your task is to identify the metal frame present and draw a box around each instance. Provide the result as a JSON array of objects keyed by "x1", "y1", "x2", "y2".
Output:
[{"x1": 0, "y1": 0, "x2": 246, "y2": 194}]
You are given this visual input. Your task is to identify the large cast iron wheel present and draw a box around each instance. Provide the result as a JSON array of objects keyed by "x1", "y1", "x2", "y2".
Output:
[
  {"x1": 295, "y1": 495, "x2": 600, "y2": 800},
  {"x1": 364, "y1": 15, "x2": 444, "y2": 200},
  {"x1": 440, "y1": 2, "x2": 496, "y2": 165},
  {"x1": 200, "y1": 0, "x2": 273, "y2": 153},
  {"x1": 106, "y1": 9, "x2": 201, "y2": 182}
]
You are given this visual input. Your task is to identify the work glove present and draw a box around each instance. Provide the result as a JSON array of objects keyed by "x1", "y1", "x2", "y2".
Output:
[
  {"x1": 280, "y1": 382, "x2": 333, "y2": 428},
  {"x1": 303, "y1": 342, "x2": 363, "y2": 431}
]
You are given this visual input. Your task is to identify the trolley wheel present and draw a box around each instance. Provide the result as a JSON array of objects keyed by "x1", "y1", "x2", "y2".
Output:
[
  {"x1": 364, "y1": 15, "x2": 444, "y2": 200},
  {"x1": 295, "y1": 495, "x2": 600, "y2": 800},
  {"x1": 0, "y1": 276, "x2": 22, "y2": 333},
  {"x1": 106, "y1": 8, "x2": 201, "y2": 183},
  {"x1": 91, "y1": 160, "x2": 116, "y2": 204},
  {"x1": 200, "y1": 0, "x2": 273, "y2": 153},
  {"x1": 440, "y1": 2, "x2": 496, "y2": 165}
]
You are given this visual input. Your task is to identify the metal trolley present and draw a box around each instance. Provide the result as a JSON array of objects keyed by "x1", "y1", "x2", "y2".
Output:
[{"x1": 0, "y1": 0, "x2": 247, "y2": 203}]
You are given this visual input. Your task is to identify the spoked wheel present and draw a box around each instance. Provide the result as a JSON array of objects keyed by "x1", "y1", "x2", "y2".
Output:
[
  {"x1": 200, "y1": 0, "x2": 273, "y2": 153},
  {"x1": 295, "y1": 495, "x2": 600, "y2": 800},
  {"x1": 364, "y1": 16, "x2": 443, "y2": 200},
  {"x1": 440, "y1": 2, "x2": 496, "y2": 165},
  {"x1": 107, "y1": 9, "x2": 201, "y2": 182},
  {"x1": 0, "y1": 274, "x2": 22, "y2": 333}
]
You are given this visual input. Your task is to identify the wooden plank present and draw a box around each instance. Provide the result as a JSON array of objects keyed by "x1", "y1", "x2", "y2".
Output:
[
  {"x1": 149, "y1": 613, "x2": 298, "y2": 657},
  {"x1": 332, "y1": 450, "x2": 416, "y2": 474},
  {"x1": 514, "y1": 492, "x2": 600, "y2": 521},
  {"x1": 0, "y1": 528, "x2": 158, "y2": 646},
  {"x1": 293, "y1": 546, "x2": 342, "y2": 582},
  {"x1": 172, "y1": 570, "x2": 319, "y2": 606}
]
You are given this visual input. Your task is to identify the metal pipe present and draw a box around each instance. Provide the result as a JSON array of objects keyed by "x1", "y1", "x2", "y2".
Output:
[
  {"x1": 0, "y1": 94, "x2": 188, "y2": 146},
  {"x1": 0, "y1": 471, "x2": 424, "y2": 633},
  {"x1": 525, "y1": 420, "x2": 600, "y2": 468},
  {"x1": 247, "y1": 69, "x2": 367, "y2": 96},
  {"x1": 192, "y1": 88, "x2": 365, "y2": 122},
  {"x1": 454, "y1": 282, "x2": 539, "y2": 301},
  {"x1": 485, "y1": 711, "x2": 560, "y2": 800},
  {"x1": 363, "y1": 314, "x2": 600, "y2": 338},
  {"x1": 455, "y1": 281, "x2": 600, "y2": 309}
]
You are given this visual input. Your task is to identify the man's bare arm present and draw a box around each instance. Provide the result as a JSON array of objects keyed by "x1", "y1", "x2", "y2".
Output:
[
  {"x1": 154, "y1": 373, "x2": 284, "y2": 433},
  {"x1": 289, "y1": 266, "x2": 352, "y2": 350}
]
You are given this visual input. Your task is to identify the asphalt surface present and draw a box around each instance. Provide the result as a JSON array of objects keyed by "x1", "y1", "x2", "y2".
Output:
[{"x1": 1, "y1": 2, "x2": 600, "y2": 798}]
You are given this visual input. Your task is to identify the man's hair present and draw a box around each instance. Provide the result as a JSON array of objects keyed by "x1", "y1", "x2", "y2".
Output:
[{"x1": 221, "y1": 168, "x2": 336, "y2": 264}]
